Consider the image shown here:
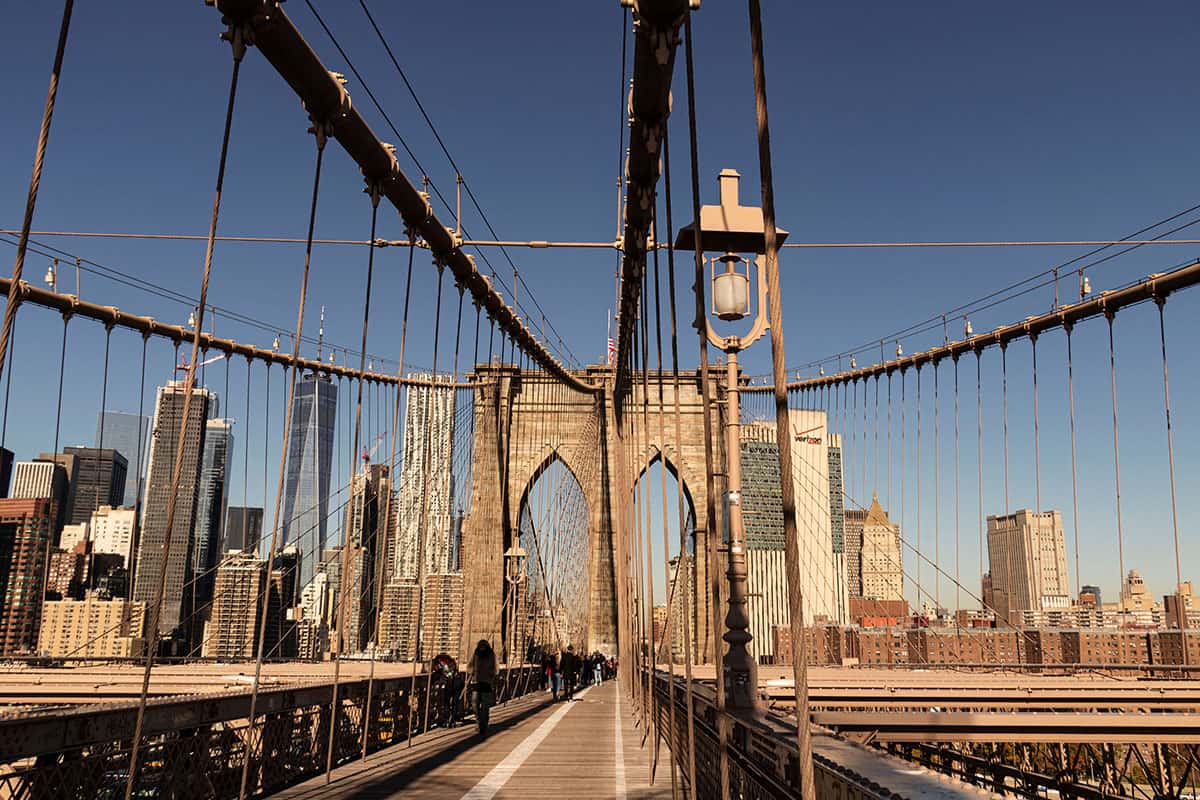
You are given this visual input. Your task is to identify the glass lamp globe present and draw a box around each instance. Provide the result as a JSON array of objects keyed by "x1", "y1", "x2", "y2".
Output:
[{"x1": 713, "y1": 266, "x2": 750, "y2": 321}]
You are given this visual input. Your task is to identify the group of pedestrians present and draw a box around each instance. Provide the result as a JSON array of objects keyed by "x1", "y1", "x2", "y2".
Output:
[{"x1": 539, "y1": 646, "x2": 615, "y2": 702}]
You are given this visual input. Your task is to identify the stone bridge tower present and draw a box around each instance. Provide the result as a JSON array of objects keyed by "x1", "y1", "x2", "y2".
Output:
[{"x1": 459, "y1": 364, "x2": 717, "y2": 664}]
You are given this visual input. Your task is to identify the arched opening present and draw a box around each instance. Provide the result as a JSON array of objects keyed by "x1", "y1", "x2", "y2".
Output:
[
  {"x1": 512, "y1": 454, "x2": 590, "y2": 659},
  {"x1": 632, "y1": 452, "x2": 698, "y2": 664}
]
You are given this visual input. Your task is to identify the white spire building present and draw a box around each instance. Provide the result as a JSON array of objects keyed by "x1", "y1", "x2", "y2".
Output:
[{"x1": 394, "y1": 375, "x2": 456, "y2": 581}]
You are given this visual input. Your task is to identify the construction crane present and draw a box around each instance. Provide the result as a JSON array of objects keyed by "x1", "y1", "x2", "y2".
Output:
[
  {"x1": 361, "y1": 431, "x2": 387, "y2": 471},
  {"x1": 174, "y1": 352, "x2": 223, "y2": 377}
]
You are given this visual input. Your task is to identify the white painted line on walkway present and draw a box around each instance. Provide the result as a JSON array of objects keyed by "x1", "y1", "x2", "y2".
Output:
[
  {"x1": 460, "y1": 686, "x2": 592, "y2": 800},
  {"x1": 614, "y1": 684, "x2": 627, "y2": 800}
]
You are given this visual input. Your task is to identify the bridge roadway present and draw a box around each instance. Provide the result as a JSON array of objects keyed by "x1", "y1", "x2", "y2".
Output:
[
  {"x1": 274, "y1": 679, "x2": 664, "y2": 800},
  {"x1": 268, "y1": 680, "x2": 988, "y2": 800}
]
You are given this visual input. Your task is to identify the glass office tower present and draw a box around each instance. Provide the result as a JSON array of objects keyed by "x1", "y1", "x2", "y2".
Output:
[{"x1": 281, "y1": 373, "x2": 338, "y2": 591}]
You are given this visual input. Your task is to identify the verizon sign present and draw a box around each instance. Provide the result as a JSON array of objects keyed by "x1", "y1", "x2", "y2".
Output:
[{"x1": 792, "y1": 423, "x2": 822, "y2": 445}]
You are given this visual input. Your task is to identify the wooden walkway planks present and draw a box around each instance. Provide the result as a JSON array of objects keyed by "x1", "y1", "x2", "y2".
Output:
[{"x1": 272, "y1": 680, "x2": 676, "y2": 800}]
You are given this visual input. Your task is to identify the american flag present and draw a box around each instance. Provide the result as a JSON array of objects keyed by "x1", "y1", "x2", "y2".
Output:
[{"x1": 606, "y1": 309, "x2": 615, "y2": 365}]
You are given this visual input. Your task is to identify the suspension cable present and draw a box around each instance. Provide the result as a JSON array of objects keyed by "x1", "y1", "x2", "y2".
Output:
[
  {"x1": 1106, "y1": 313, "x2": 1126, "y2": 615},
  {"x1": 682, "y1": 12, "x2": 729, "y2": 795},
  {"x1": 0, "y1": 0, "x2": 76, "y2": 387},
  {"x1": 747, "y1": 1, "x2": 817, "y2": 791},
  {"x1": 126, "y1": 37, "x2": 244, "y2": 799},
  {"x1": 326, "y1": 190, "x2": 381, "y2": 781},
  {"x1": 239, "y1": 127, "x2": 326, "y2": 800},
  {"x1": 662, "y1": 120, "x2": 699, "y2": 796},
  {"x1": 1155, "y1": 298, "x2": 1187, "y2": 658}
]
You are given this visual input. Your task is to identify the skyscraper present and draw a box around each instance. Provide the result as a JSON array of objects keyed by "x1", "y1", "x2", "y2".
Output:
[
  {"x1": 986, "y1": 509, "x2": 1070, "y2": 625},
  {"x1": 395, "y1": 375, "x2": 456, "y2": 581},
  {"x1": 281, "y1": 373, "x2": 337, "y2": 590},
  {"x1": 738, "y1": 416, "x2": 847, "y2": 661},
  {"x1": 62, "y1": 447, "x2": 127, "y2": 525},
  {"x1": 786, "y1": 409, "x2": 848, "y2": 624},
  {"x1": 193, "y1": 419, "x2": 233, "y2": 597},
  {"x1": 11, "y1": 460, "x2": 70, "y2": 536},
  {"x1": 0, "y1": 447, "x2": 13, "y2": 498},
  {"x1": 0, "y1": 498, "x2": 54, "y2": 656},
  {"x1": 224, "y1": 506, "x2": 263, "y2": 555},
  {"x1": 858, "y1": 495, "x2": 903, "y2": 602},
  {"x1": 202, "y1": 549, "x2": 264, "y2": 659},
  {"x1": 96, "y1": 411, "x2": 150, "y2": 507},
  {"x1": 265, "y1": 545, "x2": 299, "y2": 659},
  {"x1": 343, "y1": 464, "x2": 393, "y2": 651},
  {"x1": 132, "y1": 381, "x2": 211, "y2": 636},
  {"x1": 36, "y1": 452, "x2": 78, "y2": 532},
  {"x1": 90, "y1": 505, "x2": 137, "y2": 569}
]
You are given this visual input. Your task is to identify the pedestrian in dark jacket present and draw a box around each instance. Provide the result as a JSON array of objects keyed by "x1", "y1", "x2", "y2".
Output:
[{"x1": 561, "y1": 645, "x2": 580, "y2": 701}]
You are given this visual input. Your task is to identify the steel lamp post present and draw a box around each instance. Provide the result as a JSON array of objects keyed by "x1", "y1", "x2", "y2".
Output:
[{"x1": 676, "y1": 168, "x2": 787, "y2": 715}]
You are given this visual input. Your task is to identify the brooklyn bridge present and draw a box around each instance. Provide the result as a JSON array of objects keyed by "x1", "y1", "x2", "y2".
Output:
[{"x1": 0, "y1": 1, "x2": 1197, "y2": 798}]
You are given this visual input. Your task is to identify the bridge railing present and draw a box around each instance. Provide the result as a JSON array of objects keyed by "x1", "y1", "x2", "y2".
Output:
[
  {"x1": 0, "y1": 664, "x2": 540, "y2": 799},
  {"x1": 651, "y1": 672, "x2": 910, "y2": 799}
]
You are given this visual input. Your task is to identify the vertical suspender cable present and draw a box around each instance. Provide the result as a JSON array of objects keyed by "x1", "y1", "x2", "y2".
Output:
[
  {"x1": 638, "y1": 252, "x2": 660, "y2": 766},
  {"x1": 0, "y1": 0, "x2": 75, "y2": 385},
  {"x1": 915, "y1": 365, "x2": 922, "y2": 611},
  {"x1": 975, "y1": 350, "x2": 984, "y2": 593},
  {"x1": 650, "y1": 192, "x2": 680, "y2": 799},
  {"x1": 663, "y1": 125, "x2": 699, "y2": 798},
  {"x1": 933, "y1": 360, "x2": 940, "y2": 609},
  {"x1": 367, "y1": 236, "x2": 416, "y2": 760},
  {"x1": 1155, "y1": 299, "x2": 1186, "y2": 651},
  {"x1": 1106, "y1": 313, "x2": 1126, "y2": 613},
  {"x1": 125, "y1": 37, "x2": 244, "y2": 800},
  {"x1": 873, "y1": 376, "x2": 880, "y2": 493},
  {"x1": 416, "y1": 264, "x2": 447, "y2": 736},
  {"x1": 1032, "y1": 334, "x2": 1041, "y2": 518},
  {"x1": 1064, "y1": 326, "x2": 1081, "y2": 602},
  {"x1": 849, "y1": 380, "x2": 857, "y2": 508},
  {"x1": 327, "y1": 193, "x2": 381, "y2": 780},
  {"x1": 42, "y1": 315, "x2": 69, "y2": 630},
  {"x1": 682, "y1": 13, "x2": 729, "y2": 797},
  {"x1": 1001, "y1": 342, "x2": 1010, "y2": 515},
  {"x1": 953, "y1": 355, "x2": 960, "y2": 625},
  {"x1": 239, "y1": 126, "x2": 326, "y2": 800},
  {"x1": 242, "y1": 357, "x2": 252, "y2": 547},
  {"x1": 89, "y1": 325, "x2": 113, "y2": 584},
  {"x1": 900, "y1": 369, "x2": 906, "y2": 607},
  {"x1": 129, "y1": 335, "x2": 149, "y2": 585},
  {"x1": 747, "y1": 1, "x2": 816, "y2": 794},
  {"x1": 886, "y1": 372, "x2": 892, "y2": 511}
]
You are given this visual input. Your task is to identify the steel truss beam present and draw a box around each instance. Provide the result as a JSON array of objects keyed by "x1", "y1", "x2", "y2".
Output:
[
  {"x1": 0, "y1": 276, "x2": 476, "y2": 388},
  {"x1": 209, "y1": 0, "x2": 594, "y2": 394},
  {"x1": 613, "y1": 0, "x2": 689, "y2": 407},
  {"x1": 814, "y1": 710, "x2": 1200, "y2": 744},
  {"x1": 744, "y1": 258, "x2": 1200, "y2": 392}
]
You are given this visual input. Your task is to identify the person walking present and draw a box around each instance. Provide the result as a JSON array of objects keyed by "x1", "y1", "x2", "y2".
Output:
[
  {"x1": 593, "y1": 652, "x2": 604, "y2": 685},
  {"x1": 469, "y1": 639, "x2": 498, "y2": 735},
  {"x1": 550, "y1": 648, "x2": 563, "y2": 702},
  {"x1": 561, "y1": 645, "x2": 580, "y2": 701}
]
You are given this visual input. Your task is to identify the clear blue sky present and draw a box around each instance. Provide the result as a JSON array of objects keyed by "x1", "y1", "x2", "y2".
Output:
[{"x1": 2, "y1": 1, "x2": 1198, "y2": 608}]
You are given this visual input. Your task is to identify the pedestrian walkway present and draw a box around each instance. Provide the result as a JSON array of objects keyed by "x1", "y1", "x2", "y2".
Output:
[{"x1": 274, "y1": 680, "x2": 674, "y2": 800}]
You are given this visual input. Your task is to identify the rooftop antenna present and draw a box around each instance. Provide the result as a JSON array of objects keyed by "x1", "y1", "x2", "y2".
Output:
[{"x1": 317, "y1": 305, "x2": 325, "y2": 361}]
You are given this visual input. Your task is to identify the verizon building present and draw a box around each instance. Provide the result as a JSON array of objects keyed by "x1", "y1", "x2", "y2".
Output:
[
  {"x1": 740, "y1": 412, "x2": 847, "y2": 663},
  {"x1": 785, "y1": 409, "x2": 848, "y2": 624}
]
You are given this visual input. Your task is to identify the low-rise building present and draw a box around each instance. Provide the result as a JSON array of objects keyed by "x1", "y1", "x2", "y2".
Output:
[{"x1": 38, "y1": 593, "x2": 147, "y2": 658}]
